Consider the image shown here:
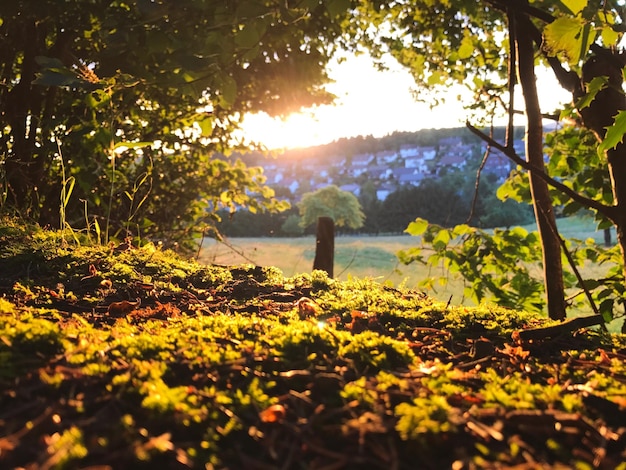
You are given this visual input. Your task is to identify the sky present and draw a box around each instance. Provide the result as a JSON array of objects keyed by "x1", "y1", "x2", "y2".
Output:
[{"x1": 240, "y1": 53, "x2": 572, "y2": 150}]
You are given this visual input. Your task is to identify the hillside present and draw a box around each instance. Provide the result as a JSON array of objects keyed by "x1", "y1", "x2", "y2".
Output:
[
  {"x1": 1, "y1": 220, "x2": 626, "y2": 469},
  {"x1": 240, "y1": 126, "x2": 526, "y2": 202}
]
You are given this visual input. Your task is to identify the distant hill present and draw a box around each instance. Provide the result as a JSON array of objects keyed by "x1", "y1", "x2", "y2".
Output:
[{"x1": 239, "y1": 126, "x2": 527, "y2": 202}]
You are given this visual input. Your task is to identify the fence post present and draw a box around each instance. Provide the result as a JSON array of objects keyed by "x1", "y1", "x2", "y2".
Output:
[{"x1": 313, "y1": 216, "x2": 334, "y2": 277}]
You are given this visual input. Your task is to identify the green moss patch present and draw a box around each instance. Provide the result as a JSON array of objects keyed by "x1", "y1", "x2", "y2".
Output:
[{"x1": 1, "y1": 219, "x2": 625, "y2": 469}]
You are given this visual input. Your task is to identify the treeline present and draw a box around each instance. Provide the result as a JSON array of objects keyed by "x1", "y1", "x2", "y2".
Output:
[
  {"x1": 239, "y1": 126, "x2": 526, "y2": 166},
  {"x1": 216, "y1": 170, "x2": 534, "y2": 237}
]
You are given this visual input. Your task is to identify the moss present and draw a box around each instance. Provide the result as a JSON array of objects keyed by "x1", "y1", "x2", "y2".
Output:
[{"x1": 1, "y1": 217, "x2": 626, "y2": 469}]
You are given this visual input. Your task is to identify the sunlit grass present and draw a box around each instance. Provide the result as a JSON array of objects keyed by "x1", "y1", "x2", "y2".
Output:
[
  {"x1": 199, "y1": 216, "x2": 612, "y2": 299},
  {"x1": 199, "y1": 216, "x2": 623, "y2": 331}
]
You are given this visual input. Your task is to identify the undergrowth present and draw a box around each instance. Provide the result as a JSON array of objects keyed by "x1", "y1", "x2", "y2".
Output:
[{"x1": 1, "y1": 218, "x2": 626, "y2": 469}]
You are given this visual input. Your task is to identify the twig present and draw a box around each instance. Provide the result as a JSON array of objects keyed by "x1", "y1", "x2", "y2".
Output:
[
  {"x1": 506, "y1": 5, "x2": 517, "y2": 149},
  {"x1": 513, "y1": 314, "x2": 604, "y2": 341},
  {"x1": 336, "y1": 248, "x2": 358, "y2": 278},
  {"x1": 466, "y1": 128, "x2": 492, "y2": 225},
  {"x1": 465, "y1": 122, "x2": 618, "y2": 222},
  {"x1": 195, "y1": 226, "x2": 207, "y2": 260}
]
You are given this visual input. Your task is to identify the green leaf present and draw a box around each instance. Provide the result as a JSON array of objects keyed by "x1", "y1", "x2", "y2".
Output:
[
  {"x1": 457, "y1": 35, "x2": 474, "y2": 60},
  {"x1": 33, "y1": 70, "x2": 83, "y2": 88},
  {"x1": 452, "y1": 224, "x2": 472, "y2": 237},
  {"x1": 599, "y1": 298, "x2": 615, "y2": 322},
  {"x1": 509, "y1": 226, "x2": 529, "y2": 238},
  {"x1": 432, "y1": 229, "x2": 451, "y2": 250},
  {"x1": 598, "y1": 109, "x2": 626, "y2": 155},
  {"x1": 576, "y1": 75, "x2": 607, "y2": 110},
  {"x1": 85, "y1": 89, "x2": 111, "y2": 109},
  {"x1": 219, "y1": 75, "x2": 237, "y2": 109},
  {"x1": 601, "y1": 26, "x2": 620, "y2": 47},
  {"x1": 427, "y1": 70, "x2": 443, "y2": 86},
  {"x1": 559, "y1": 0, "x2": 587, "y2": 15},
  {"x1": 35, "y1": 56, "x2": 66, "y2": 69},
  {"x1": 325, "y1": 0, "x2": 350, "y2": 18},
  {"x1": 33, "y1": 56, "x2": 99, "y2": 90},
  {"x1": 235, "y1": 23, "x2": 261, "y2": 49},
  {"x1": 543, "y1": 16, "x2": 591, "y2": 64},
  {"x1": 62, "y1": 177, "x2": 75, "y2": 207},
  {"x1": 197, "y1": 116, "x2": 214, "y2": 136},
  {"x1": 405, "y1": 218, "x2": 429, "y2": 237}
]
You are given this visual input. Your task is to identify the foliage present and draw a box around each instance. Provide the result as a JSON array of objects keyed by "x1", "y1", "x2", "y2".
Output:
[
  {"x1": 398, "y1": 213, "x2": 626, "y2": 321},
  {"x1": 280, "y1": 213, "x2": 305, "y2": 236},
  {"x1": 2, "y1": 220, "x2": 626, "y2": 468},
  {"x1": 379, "y1": 172, "x2": 533, "y2": 233},
  {"x1": 500, "y1": 126, "x2": 613, "y2": 221},
  {"x1": 0, "y1": 0, "x2": 353, "y2": 248},
  {"x1": 349, "y1": 0, "x2": 509, "y2": 117},
  {"x1": 398, "y1": 219, "x2": 546, "y2": 312},
  {"x1": 297, "y1": 184, "x2": 365, "y2": 229},
  {"x1": 347, "y1": 0, "x2": 626, "y2": 322}
]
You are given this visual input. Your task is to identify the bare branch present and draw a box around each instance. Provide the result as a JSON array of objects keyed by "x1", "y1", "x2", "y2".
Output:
[
  {"x1": 466, "y1": 126, "x2": 493, "y2": 224},
  {"x1": 487, "y1": 0, "x2": 555, "y2": 24},
  {"x1": 506, "y1": 6, "x2": 517, "y2": 149},
  {"x1": 465, "y1": 122, "x2": 619, "y2": 222}
]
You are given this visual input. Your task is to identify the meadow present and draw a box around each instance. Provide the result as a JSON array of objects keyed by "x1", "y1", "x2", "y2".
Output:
[{"x1": 199, "y1": 216, "x2": 613, "y2": 307}]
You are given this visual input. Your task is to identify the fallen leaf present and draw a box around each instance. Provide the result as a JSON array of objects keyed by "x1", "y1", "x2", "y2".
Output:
[{"x1": 259, "y1": 404, "x2": 286, "y2": 423}]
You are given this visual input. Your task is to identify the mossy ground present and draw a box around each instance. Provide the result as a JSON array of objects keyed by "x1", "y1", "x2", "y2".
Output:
[{"x1": 1, "y1": 219, "x2": 626, "y2": 469}]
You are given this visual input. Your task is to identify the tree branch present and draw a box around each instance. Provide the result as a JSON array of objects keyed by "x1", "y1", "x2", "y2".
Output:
[
  {"x1": 514, "y1": 314, "x2": 604, "y2": 341},
  {"x1": 506, "y1": 5, "x2": 517, "y2": 149},
  {"x1": 465, "y1": 122, "x2": 619, "y2": 222},
  {"x1": 487, "y1": 0, "x2": 555, "y2": 24},
  {"x1": 466, "y1": 128, "x2": 493, "y2": 224},
  {"x1": 491, "y1": 0, "x2": 583, "y2": 95}
]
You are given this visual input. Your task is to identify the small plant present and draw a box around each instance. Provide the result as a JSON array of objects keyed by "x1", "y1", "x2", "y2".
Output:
[{"x1": 55, "y1": 138, "x2": 78, "y2": 245}]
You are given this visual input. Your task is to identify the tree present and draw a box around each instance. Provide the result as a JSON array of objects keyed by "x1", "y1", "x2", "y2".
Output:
[
  {"x1": 351, "y1": 0, "x2": 626, "y2": 322},
  {"x1": 359, "y1": 180, "x2": 383, "y2": 234},
  {"x1": 298, "y1": 185, "x2": 365, "y2": 230},
  {"x1": 281, "y1": 214, "x2": 305, "y2": 236},
  {"x1": 0, "y1": 0, "x2": 352, "y2": 248}
]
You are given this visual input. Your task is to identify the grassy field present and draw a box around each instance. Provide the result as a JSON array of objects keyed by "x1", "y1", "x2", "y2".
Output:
[{"x1": 198, "y1": 216, "x2": 615, "y2": 307}]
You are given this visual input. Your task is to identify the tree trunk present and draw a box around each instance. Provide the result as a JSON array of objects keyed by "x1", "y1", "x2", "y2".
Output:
[
  {"x1": 515, "y1": 12, "x2": 567, "y2": 320},
  {"x1": 608, "y1": 149, "x2": 626, "y2": 286},
  {"x1": 3, "y1": 18, "x2": 46, "y2": 219},
  {"x1": 577, "y1": 49, "x2": 626, "y2": 314}
]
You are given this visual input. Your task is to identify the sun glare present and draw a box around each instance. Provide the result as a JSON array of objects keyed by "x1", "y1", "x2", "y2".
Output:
[
  {"x1": 241, "y1": 54, "x2": 571, "y2": 151},
  {"x1": 241, "y1": 54, "x2": 467, "y2": 150},
  {"x1": 242, "y1": 111, "x2": 333, "y2": 149}
]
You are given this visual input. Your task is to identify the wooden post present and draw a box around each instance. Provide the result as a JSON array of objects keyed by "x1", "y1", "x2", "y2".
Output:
[{"x1": 313, "y1": 216, "x2": 334, "y2": 277}]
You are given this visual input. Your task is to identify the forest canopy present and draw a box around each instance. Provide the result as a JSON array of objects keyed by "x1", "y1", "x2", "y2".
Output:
[{"x1": 0, "y1": 0, "x2": 351, "y2": 248}]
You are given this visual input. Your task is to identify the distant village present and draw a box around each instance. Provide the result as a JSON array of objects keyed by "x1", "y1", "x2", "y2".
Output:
[{"x1": 246, "y1": 131, "x2": 527, "y2": 202}]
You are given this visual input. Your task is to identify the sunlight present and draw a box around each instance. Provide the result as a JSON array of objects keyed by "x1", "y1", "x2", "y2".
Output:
[
  {"x1": 242, "y1": 54, "x2": 471, "y2": 150},
  {"x1": 242, "y1": 110, "x2": 333, "y2": 149},
  {"x1": 241, "y1": 54, "x2": 572, "y2": 151}
]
